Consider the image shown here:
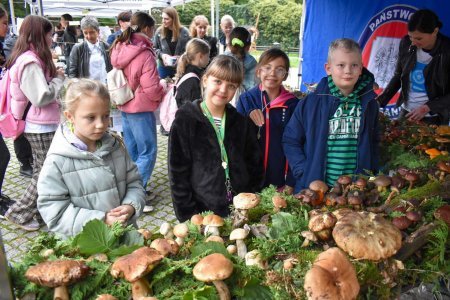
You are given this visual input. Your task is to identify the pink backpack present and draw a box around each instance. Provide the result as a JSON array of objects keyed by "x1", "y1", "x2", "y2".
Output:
[
  {"x1": 0, "y1": 70, "x2": 31, "y2": 140},
  {"x1": 160, "y1": 72, "x2": 199, "y2": 131}
]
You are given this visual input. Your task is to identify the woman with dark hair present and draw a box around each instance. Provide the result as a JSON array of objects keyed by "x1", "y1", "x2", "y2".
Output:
[
  {"x1": 60, "y1": 13, "x2": 77, "y2": 72},
  {"x1": 377, "y1": 9, "x2": 450, "y2": 125},
  {"x1": 110, "y1": 11, "x2": 164, "y2": 195},
  {"x1": 153, "y1": 7, "x2": 190, "y2": 79},
  {"x1": 3, "y1": 15, "x2": 65, "y2": 231},
  {"x1": 68, "y1": 15, "x2": 112, "y2": 82}
]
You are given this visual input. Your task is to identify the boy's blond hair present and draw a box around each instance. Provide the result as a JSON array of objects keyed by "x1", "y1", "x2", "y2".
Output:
[{"x1": 327, "y1": 38, "x2": 361, "y2": 63}]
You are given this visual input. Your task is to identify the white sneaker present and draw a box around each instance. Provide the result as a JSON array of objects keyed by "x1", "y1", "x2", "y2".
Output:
[{"x1": 143, "y1": 205, "x2": 154, "y2": 213}]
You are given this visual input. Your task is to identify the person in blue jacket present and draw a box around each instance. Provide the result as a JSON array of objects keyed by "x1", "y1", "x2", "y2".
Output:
[
  {"x1": 237, "y1": 48, "x2": 299, "y2": 190},
  {"x1": 283, "y1": 38, "x2": 380, "y2": 193}
]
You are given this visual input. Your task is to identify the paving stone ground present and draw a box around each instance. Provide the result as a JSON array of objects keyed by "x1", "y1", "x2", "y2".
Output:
[{"x1": 0, "y1": 127, "x2": 176, "y2": 263}]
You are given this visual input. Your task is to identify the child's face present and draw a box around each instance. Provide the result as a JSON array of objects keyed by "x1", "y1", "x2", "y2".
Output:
[
  {"x1": 196, "y1": 21, "x2": 208, "y2": 38},
  {"x1": 257, "y1": 57, "x2": 288, "y2": 91},
  {"x1": 220, "y1": 21, "x2": 233, "y2": 37},
  {"x1": 64, "y1": 95, "x2": 110, "y2": 149},
  {"x1": 325, "y1": 48, "x2": 362, "y2": 95},
  {"x1": 203, "y1": 75, "x2": 239, "y2": 108}
]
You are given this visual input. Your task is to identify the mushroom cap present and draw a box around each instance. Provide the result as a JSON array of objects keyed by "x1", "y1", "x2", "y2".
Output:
[
  {"x1": 337, "y1": 175, "x2": 352, "y2": 185},
  {"x1": 304, "y1": 247, "x2": 359, "y2": 300},
  {"x1": 309, "y1": 180, "x2": 329, "y2": 193},
  {"x1": 301, "y1": 231, "x2": 318, "y2": 242},
  {"x1": 206, "y1": 235, "x2": 225, "y2": 244},
  {"x1": 436, "y1": 125, "x2": 450, "y2": 136},
  {"x1": 435, "y1": 137, "x2": 450, "y2": 143},
  {"x1": 202, "y1": 214, "x2": 224, "y2": 227},
  {"x1": 193, "y1": 253, "x2": 233, "y2": 282},
  {"x1": 159, "y1": 222, "x2": 173, "y2": 235},
  {"x1": 96, "y1": 295, "x2": 118, "y2": 300},
  {"x1": 392, "y1": 216, "x2": 412, "y2": 230},
  {"x1": 347, "y1": 195, "x2": 363, "y2": 206},
  {"x1": 272, "y1": 195, "x2": 287, "y2": 208},
  {"x1": 227, "y1": 244, "x2": 237, "y2": 254},
  {"x1": 355, "y1": 178, "x2": 367, "y2": 189},
  {"x1": 434, "y1": 205, "x2": 450, "y2": 226},
  {"x1": 404, "y1": 172, "x2": 419, "y2": 182},
  {"x1": 191, "y1": 214, "x2": 204, "y2": 226},
  {"x1": 373, "y1": 175, "x2": 391, "y2": 187},
  {"x1": 230, "y1": 228, "x2": 249, "y2": 240},
  {"x1": 437, "y1": 161, "x2": 450, "y2": 173},
  {"x1": 110, "y1": 247, "x2": 163, "y2": 282},
  {"x1": 332, "y1": 211, "x2": 402, "y2": 260},
  {"x1": 332, "y1": 208, "x2": 354, "y2": 220},
  {"x1": 308, "y1": 212, "x2": 337, "y2": 232},
  {"x1": 150, "y1": 238, "x2": 179, "y2": 257},
  {"x1": 233, "y1": 193, "x2": 261, "y2": 210},
  {"x1": 405, "y1": 211, "x2": 422, "y2": 222},
  {"x1": 390, "y1": 176, "x2": 406, "y2": 190},
  {"x1": 25, "y1": 260, "x2": 90, "y2": 288},
  {"x1": 173, "y1": 223, "x2": 189, "y2": 238}
]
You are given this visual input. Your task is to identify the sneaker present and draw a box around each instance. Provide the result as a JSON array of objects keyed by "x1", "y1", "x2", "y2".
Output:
[
  {"x1": 143, "y1": 205, "x2": 154, "y2": 213},
  {"x1": 5, "y1": 216, "x2": 41, "y2": 231},
  {"x1": 19, "y1": 163, "x2": 33, "y2": 178},
  {"x1": 0, "y1": 195, "x2": 14, "y2": 219}
]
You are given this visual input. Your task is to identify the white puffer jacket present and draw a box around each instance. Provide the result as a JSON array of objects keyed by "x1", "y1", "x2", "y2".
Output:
[{"x1": 37, "y1": 125, "x2": 145, "y2": 239}]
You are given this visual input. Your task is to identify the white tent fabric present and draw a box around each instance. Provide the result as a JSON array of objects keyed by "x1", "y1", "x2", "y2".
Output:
[{"x1": 40, "y1": 0, "x2": 193, "y2": 18}]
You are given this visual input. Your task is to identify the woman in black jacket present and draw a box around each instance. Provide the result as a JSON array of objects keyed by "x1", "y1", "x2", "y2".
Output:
[
  {"x1": 377, "y1": 9, "x2": 450, "y2": 125},
  {"x1": 154, "y1": 7, "x2": 190, "y2": 79},
  {"x1": 189, "y1": 15, "x2": 218, "y2": 61}
]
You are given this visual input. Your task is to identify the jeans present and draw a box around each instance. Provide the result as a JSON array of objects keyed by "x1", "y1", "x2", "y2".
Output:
[{"x1": 121, "y1": 111, "x2": 157, "y2": 188}]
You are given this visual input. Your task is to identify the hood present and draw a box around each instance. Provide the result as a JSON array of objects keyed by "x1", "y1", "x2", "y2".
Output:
[
  {"x1": 110, "y1": 33, "x2": 154, "y2": 69},
  {"x1": 260, "y1": 85, "x2": 296, "y2": 107},
  {"x1": 243, "y1": 53, "x2": 257, "y2": 70},
  {"x1": 47, "y1": 124, "x2": 120, "y2": 160}
]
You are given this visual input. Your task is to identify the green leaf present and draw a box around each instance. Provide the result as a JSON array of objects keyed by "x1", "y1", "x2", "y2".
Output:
[
  {"x1": 120, "y1": 230, "x2": 145, "y2": 247},
  {"x1": 183, "y1": 286, "x2": 218, "y2": 300},
  {"x1": 109, "y1": 244, "x2": 142, "y2": 259},
  {"x1": 267, "y1": 212, "x2": 297, "y2": 239},
  {"x1": 239, "y1": 278, "x2": 273, "y2": 300},
  {"x1": 190, "y1": 242, "x2": 230, "y2": 258},
  {"x1": 74, "y1": 219, "x2": 118, "y2": 255}
]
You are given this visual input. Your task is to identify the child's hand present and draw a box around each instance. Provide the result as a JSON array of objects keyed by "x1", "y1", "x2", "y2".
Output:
[
  {"x1": 108, "y1": 205, "x2": 135, "y2": 221},
  {"x1": 249, "y1": 109, "x2": 265, "y2": 127}
]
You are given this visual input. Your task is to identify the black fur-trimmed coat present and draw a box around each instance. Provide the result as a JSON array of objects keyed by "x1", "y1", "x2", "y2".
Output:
[{"x1": 168, "y1": 100, "x2": 264, "y2": 222}]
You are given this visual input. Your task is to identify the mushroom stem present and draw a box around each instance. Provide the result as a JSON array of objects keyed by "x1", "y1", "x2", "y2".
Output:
[
  {"x1": 212, "y1": 280, "x2": 231, "y2": 300},
  {"x1": 54, "y1": 286, "x2": 69, "y2": 300},
  {"x1": 175, "y1": 237, "x2": 185, "y2": 246},
  {"x1": 205, "y1": 225, "x2": 219, "y2": 236},
  {"x1": 408, "y1": 182, "x2": 414, "y2": 191},
  {"x1": 131, "y1": 278, "x2": 151, "y2": 299},
  {"x1": 385, "y1": 190, "x2": 398, "y2": 204},
  {"x1": 236, "y1": 239, "x2": 247, "y2": 259}
]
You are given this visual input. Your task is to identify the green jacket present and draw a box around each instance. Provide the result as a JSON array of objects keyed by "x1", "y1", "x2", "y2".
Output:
[{"x1": 37, "y1": 126, "x2": 145, "y2": 239}]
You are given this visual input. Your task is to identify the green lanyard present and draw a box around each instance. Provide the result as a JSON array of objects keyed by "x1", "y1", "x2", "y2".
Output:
[{"x1": 201, "y1": 101, "x2": 229, "y2": 180}]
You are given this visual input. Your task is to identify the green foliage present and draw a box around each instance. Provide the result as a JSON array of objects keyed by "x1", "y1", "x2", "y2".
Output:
[
  {"x1": 183, "y1": 286, "x2": 218, "y2": 300},
  {"x1": 420, "y1": 196, "x2": 446, "y2": 222},
  {"x1": 190, "y1": 241, "x2": 230, "y2": 258},
  {"x1": 238, "y1": 278, "x2": 273, "y2": 300},
  {"x1": 72, "y1": 219, "x2": 143, "y2": 256}
]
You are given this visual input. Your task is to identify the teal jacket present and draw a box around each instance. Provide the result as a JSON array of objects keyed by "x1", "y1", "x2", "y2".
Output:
[{"x1": 37, "y1": 125, "x2": 145, "y2": 239}]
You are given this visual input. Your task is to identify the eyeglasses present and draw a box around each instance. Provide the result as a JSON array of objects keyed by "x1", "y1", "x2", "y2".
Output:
[{"x1": 260, "y1": 65, "x2": 287, "y2": 77}]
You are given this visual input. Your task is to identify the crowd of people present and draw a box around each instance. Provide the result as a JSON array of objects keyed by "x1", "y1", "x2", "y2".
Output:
[{"x1": 0, "y1": 6, "x2": 448, "y2": 239}]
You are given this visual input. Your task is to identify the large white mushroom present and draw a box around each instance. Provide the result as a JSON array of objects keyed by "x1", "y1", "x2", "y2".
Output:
[{"x1": 203, "y1": 214, "x2": 225, "y2": 236}]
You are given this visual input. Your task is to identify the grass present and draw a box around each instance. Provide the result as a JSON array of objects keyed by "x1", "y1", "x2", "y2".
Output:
[{"x1": 250, "y1": 49, "x2": 300, "y2": 68}]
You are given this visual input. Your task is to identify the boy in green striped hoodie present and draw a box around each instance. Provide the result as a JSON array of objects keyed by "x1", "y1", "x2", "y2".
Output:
[{"x1": 283, "y1": 38, "x2": 379, "y2": 192}]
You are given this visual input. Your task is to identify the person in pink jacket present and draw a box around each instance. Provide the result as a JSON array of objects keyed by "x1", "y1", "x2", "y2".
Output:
[
  {"x1": 110, "y1": 12, "x2": 164, "y2": 194},
  {"x1": 3, "y1": 15, "x2": 65, "y2": 231}
]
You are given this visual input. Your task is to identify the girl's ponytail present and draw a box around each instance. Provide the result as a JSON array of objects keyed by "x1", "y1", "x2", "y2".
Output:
[
  {"x1": 228, "y1": 27, "x2": 251, "y2": 61},
  {"x1": 176, "y1": 53, "x2": 189, "y2": 79}
]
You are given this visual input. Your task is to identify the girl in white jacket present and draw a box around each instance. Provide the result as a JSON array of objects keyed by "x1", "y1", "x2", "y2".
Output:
[{"x1": 37, "y1": 79, "x2": 145, "y2": 239}]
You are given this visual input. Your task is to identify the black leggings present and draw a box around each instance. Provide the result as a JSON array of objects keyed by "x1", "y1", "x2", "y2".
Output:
[{"x1": 0, "y1": 135, "x2": 11, "y2": 195}]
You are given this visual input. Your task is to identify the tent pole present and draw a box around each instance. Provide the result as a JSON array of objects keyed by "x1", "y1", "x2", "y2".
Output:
[
  {"x1": 210, "y1": 0, "x2": 215, "y2": 37},
  {"x1": 38, "y1": 0, "x2": 44, "y2": 16},
  {"x1": 8, "y1": 0, "x2": 16, "y2": 33},
  {"x1": 215, "y1": 0, "x2": 219, "y2": 39}
]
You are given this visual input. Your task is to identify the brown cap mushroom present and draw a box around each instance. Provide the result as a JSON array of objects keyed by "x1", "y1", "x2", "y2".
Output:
[
  {"x1": 245, "y1": 250, "x2": 267, "y2": 269},
  {"x1": 301, "y1": 230, "x2": 318, "y2": 247},
  {"x1": 96, "y1": 295, "x2": 118, "y2": 300},
  {"x1": 373, "y1": 175, "x2": 391, "y2": 193},
  {"x1": 150, "y1": 238, "x2": 179, "y2": 257},
  {"x1": 437, "y1": 161, "x2": 450, "y2": 181},
  {"x1": 25, "y1": 260, "x2": 90, "y2": 300},
  {"x1": 332, "y1": 208, "x2": 354, "y2": 220},
  {"x1": 332, "y1": 211, "x2": 402, "y2": 260},
  {"x1": 337, "y1": 175, "x2": 352, "y2": 196},
  {"x1": 309, "y1": 180, "x2": 329, "y2": 205},
  {"x1": 386, "y1": 176, "x2": 406, "y2": 204},
  {"x1": 193, "y1": 253, "x2": 234, "y2": 300},
  {"x1": 203, "y1": 214, "x2": 225, "y2": 236},
  {"x1": 272, "y1": 195, "x2": 287, "y2": 212},
  {"x1": 233, "y1": 193, "x2": 260, "y2": 228},
  {"x1": 110, "y1": 247, "x2": 163, "y2": 299},
  {"x1": 347, "y1": 191, "x2": 364, "y2": 210},
  {"x1": 308, "y1": 212, "x2": 337, "y2": 241},
  {"x1": 173, "y1": 223, "x2": 189, "y2": 246},
  {"x1": 295, "y1": 188, "x2": 319, "y2": 206},
  {"x1": 304, "y1": 247, "x2": 359, "y2": 300},
  {"x1": 138, "y1": 229, "x2": 152, "y2": 241},
  {"x1": 392, "y1": 216, "x2": 412, "y2": 230},
  {"x1": 434, "y1": 205, "x2": 450, "y2": 226},
  {"x1": 404, "y1": 172, "x2": 419, "y2": 191},
  {"x1": 354, "y1": 178, "x2": 368, "y2": 191},
  {"x1": 230, "y1": 228, "x2": 249, "y2": 259},
  {"x1": 190, "y1": 214, "x2": 204, "y2": 232},
  {"x1": 405, "y1": 210, "x2": 422, "y2": 223}
]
